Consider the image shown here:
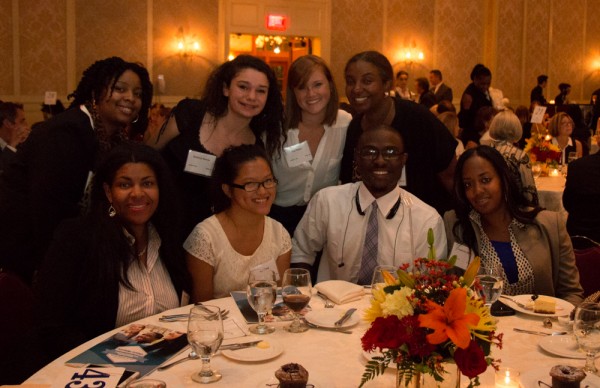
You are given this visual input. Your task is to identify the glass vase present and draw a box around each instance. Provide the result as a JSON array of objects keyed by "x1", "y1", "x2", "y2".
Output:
[{"x1": 396, "y1": 364, "x2": 461, "y2": 388}]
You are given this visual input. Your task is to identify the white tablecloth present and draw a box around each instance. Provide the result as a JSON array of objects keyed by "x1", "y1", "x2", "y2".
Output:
[
  {"x1": 536, "y1": 175, "x2": 566, "y2": 215},
  {"x1": 25, "y1": 294, "x2": 587, "y2": 388}
]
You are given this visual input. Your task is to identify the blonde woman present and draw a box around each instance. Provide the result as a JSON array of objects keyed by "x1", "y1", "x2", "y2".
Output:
[{"x1": 549, "y1": 112, "x2": 582, "y2": 164}]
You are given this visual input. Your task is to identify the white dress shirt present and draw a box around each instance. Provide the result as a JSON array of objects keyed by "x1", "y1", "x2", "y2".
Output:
[
  {"x1": 272, "y1": 110, "x2": 352, "y2": 206},
  {"x1": 292, "y1": 182, "x2": 446, "y2": 283}
]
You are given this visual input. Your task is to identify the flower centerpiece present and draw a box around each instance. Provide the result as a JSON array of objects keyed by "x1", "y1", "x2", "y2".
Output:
[
  {"x1": 360, "y1": 230, "x2": 503, "y2": 388},
  {"x1": 523, "y1": 133, "x2": 561, "y2": 167}
]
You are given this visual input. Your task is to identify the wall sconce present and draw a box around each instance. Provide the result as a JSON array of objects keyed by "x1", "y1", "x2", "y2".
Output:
[
  {"x1": 176, "y1": 27, "x2": 200, "y2": 58},
  {"x1": 401, "y1": 42, "x2": 424, "y2": 65}
]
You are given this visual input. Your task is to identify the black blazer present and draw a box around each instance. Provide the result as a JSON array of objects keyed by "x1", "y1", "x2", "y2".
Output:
[
  {"x1": 433, "y1": 83, "x2": 453, "y2": 103},
  {"x1": 563, "y1": 153, "x2": 600, "y2": 242}
]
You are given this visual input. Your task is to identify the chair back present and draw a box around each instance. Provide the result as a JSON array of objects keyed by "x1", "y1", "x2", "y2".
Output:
[{"x1": 571, "y1": 236, "x2": 600, "y2": 298}]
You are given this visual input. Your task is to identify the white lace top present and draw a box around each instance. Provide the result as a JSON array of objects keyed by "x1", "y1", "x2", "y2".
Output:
[{"x1": 184, "y1": 215, "x2": 292, "y2": 298}]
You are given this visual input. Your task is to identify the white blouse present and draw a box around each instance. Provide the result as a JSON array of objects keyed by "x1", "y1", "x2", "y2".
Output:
[
  {"x1": 184, "y1": 216, "x2": 291, "y2": 298},
  {"x1": 272, "y1": 110, "x2": 352, "y2": 207}
]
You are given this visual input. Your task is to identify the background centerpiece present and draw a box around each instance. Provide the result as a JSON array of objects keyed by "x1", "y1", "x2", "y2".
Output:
[
  {"x1": 524, "y1": 133, "x2": 561, "y2": 176},
  {"x1": 360, "y1": 230, "x2": 503, "y2": 388}
]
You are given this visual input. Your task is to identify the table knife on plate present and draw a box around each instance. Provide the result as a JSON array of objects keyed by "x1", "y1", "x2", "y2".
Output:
[{"x1": 334, "y1": 308, "x2": 357, "y2": 327}]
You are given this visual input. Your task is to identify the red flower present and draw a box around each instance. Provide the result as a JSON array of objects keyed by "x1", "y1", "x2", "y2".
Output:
[
  {"x1": 454, "y1": 340, "x2": 488, "y2": 378},
  {"x1": 362, "y1": 316, "x2": 405, "y2": 351}
]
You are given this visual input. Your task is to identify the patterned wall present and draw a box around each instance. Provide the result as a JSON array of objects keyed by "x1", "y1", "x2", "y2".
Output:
[
  {"x1": 495, "y1": 0, "x2": 525, "y2": 106},
  {"x1": 0, "y1": 0, "x2": 14, "y2": 95},
  {"x1": 585, "y1": 0, "x2": 600, "y2": 100}
]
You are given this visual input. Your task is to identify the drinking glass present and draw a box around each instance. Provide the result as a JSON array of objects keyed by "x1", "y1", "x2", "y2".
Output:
[
  {"x1": 573, "y1": 302, "x2": 600, "y2": 374},
  {"x1": 531, "y1": 163, "x2": 542, "y2": 181},
  {"x1": 187, "y1": 304, "x2": 224, "y2": 383},
  {"x1": 370, "y1": 265, "x2": 398, "y2": 293},
  {"x1": 475, "y1": 263, "x2": 504, "y2": 308},
  {"x1": 281, "y1": 268, "x2": 312, "y2": 333},
  {"x1": 567, "y1": 151, "x2": 577, "y2": 164},
  {"x1": 246, "y1": 268, "x2": 277, "y2": 335}
]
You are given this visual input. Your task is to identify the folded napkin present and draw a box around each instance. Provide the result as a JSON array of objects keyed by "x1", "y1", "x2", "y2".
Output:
[{"x1": 315, "y1": 280, "x2": 365, "y2": 305}]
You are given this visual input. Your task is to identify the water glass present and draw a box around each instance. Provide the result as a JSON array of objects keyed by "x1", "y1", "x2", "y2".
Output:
[
  {"x1": 246, "y1": 268, "x2": 277, "y2": 335},
  {"x1": 476, "y1": 263, "x2": 504, "y2": 308},
  {"x1": 567, "y1": 151, "x2": 577, "y2": 164},
  {"x1": 370, "y1": 265, "x2": 398, "y2": 293},
  {"x1": 281, "y1": 268, "x2": 312, "y2": 333},
  {"x1": 573, "y1": 302, "x2": 600, "y2": 373},
  {"x1": 531, "y1": 163, "x2": 542, "y2": 181},
  {"x1": 188, "y1": 304, "x2": 224, "y2": 383}
]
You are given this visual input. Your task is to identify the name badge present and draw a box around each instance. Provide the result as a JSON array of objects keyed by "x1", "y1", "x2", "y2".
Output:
[
  {"x1": 284, "y1": 141, "x2": 312, "y2": 168},
  {"x1": 184, "y1": 150, "x2": 216, "y2": 177},
  {"x1": 449, "y1": 242, "x2": 474, "y2": 271}
]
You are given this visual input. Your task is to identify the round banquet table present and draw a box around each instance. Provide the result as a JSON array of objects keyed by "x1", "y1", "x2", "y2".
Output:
[
  {"x1": 25, "y1": 293, "x2": 590, "y2": 388},
  {"x1": 535, "y1": 175, "x2": 566, "y2": 215}
]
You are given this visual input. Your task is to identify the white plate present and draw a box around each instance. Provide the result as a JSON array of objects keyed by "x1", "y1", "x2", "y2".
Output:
[
  {"x1": 520, "y1": 366, "x2": 600, "y2": 388},
  {"x1": 221, "y1": 339, "x2": 283, "y2": 362},
  {"x1": 500, "y1": 294, "x2": 574, "y2": 317},
  {"x1": 304, "y1": 309, "x2": 360, "y2": 329},
  {"x1": 539, "y1": 335, "x2": 600, "y2": 359}
]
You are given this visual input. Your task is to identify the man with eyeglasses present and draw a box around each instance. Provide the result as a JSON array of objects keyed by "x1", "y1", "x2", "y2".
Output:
[{"x1": 291, "y1": 125, "x2": 446, "y2": 284}]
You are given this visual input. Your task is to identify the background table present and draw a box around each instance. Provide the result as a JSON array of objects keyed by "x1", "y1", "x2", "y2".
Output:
[
  {"x1": 536, "y1": 175, "x2": 566, "y2": 215},
  {"x1": 26, "y1": 294, "x2": 587, "y2": 387}
]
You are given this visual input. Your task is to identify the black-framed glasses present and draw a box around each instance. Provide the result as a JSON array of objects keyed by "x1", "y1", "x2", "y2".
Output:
[
  {"x1": 230, "y1": 178, "x2": 278, "y2": 192},
  {"x1": 358, "y1": 147, "x2": 404, "y2": 161}
]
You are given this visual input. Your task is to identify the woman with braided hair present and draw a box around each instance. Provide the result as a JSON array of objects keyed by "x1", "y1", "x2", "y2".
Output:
[{"x1": 0, "y1": 56, "x2": 153, "y2": 284}]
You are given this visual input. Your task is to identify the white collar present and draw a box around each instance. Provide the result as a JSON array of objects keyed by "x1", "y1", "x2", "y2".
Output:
[
  {"x1": 357, "y1": 183, "x2": 402, "y2": 217},
  {"x1": 79, "y1": 104, "x2": 95, "y2": 130}
]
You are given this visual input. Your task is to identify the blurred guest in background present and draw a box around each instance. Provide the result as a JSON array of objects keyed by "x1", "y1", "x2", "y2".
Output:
[
  {"x1": 40, "y1": 100, "x2": 65, "y2": 121},
  {"x1": 444, "y1": 146, "x2": 583, "y2": 305},
  {"x1": 270, "y1": 55, "x2": 351, "y2": 235},
  {"x1": 554, "y1": 83, "x2": 571, "y2": 106},
  {"x1": 394, "y1": 70, "x2": 416, "y2": 101},
  {"x1": 0, "y1": 56, "x2": 152, "y2": 284},
  {"x1": 464, "y1": 105, "x2": 497, "y2": 148},
  {"x1": 515, "y1": 105, "x2": 532, "y2": 149},
  {"x1": 415, "y1": 77, "x2": 436, "y2": 109},
  {"x1": 150, "y1": 55, "x2": 285, "y2": 235},
  {"x1": 530, "y1": 74, "x2": 548, "y2": 105},
  {"x1": 35, "y1": 143, "x2": 189, "y2": 365},
  {"x1": 143, "y1": 103, "x2": 171, "y2": 145},
  {"x1": 185, "y1": 144, "x2": 290, "y2": 301},
  {"x1": 0, "y1": 102, "x2": 30, "y2": 174},
  {"x1": 549, "y1": 112, "x2": 582, "y2": 163},
  {"x1": 437, "y1": 111, "x2": 464, "y2": 158},
  {"x1": 458, "y1": 64, "x2": 493, "y2": 143},
  {"x1": 429, "y1": 69, "x2": 453, "y2": 104},
  {"x1": 563, "y1": 104, "x2": 591, "y2": 156}
]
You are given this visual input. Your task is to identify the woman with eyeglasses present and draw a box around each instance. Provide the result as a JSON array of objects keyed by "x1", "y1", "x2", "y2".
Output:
[
  {"x1": 184, "y1": 144, "x2": 291, "y2": 302},
  {"x1": 548, "y1": 112, "x2": 583, "y2": 164}
]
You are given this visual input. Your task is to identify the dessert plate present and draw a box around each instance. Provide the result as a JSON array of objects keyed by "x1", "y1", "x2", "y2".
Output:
[
  {"x1": 304, "y1": 309, "x2": 360, "y2": 329},
  {"x1": 221, "y1": 339, "x2": 283, "y2": 362},
  {"x1": 250, "y1": 375, "x2": 332, "y2": 388},
  {"x1": 520, "y1": 366, "x2": 600, "y2": 388},
  {"x1": 500, "y1": 294, "x2": 574, "y2": 317},
  {"x1": 539, "y1": 335, "x2": 600, "y2": 359}
]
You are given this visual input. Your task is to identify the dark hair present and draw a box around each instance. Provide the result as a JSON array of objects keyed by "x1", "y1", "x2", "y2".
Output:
[
  {"x1": 201, "y1": 55, "x2": 284, "y2": 157},
  {"x1": 68, "y1": 57, "x2": 153, "y2": 138},
  {"x1": 345, "y1": 51, "x2": 394, "y2": 86},
  {"x1": 470, "y1": 64, "x2": 492, "y2": 81},
  {"x1": 430, "y1": 69, "x2": 443, "y2": 80},
  {"x1": 396, "y1": 70, "x2": 408, "y2": 78},
  {"x1": 285, "y1": 55, "x2": 339, "y2": 130},
  {"x1": 415, "y1": 77, "x2": 430, "y2": 92},
  {"x1": 211, "y1": 144, "x2": 272, "y2": 213},
  {"x1": 537, "y1": 75, "x2": 548, "y2": 84},
  {"x1": 41, "y1": 100, "x2": 65, "y2": 115},
  {"x1": 356, "y1": 124, "x2": 404, "y2": 151},
  {"x1": 514, "y1": 105, "x2": 529, "y2": 123},
  {"x1": 474, "y1": 106, "x2": 497, "y2": 135},
  {"x1": 87, "y1": 142, "x2": 188, "y2": 291},
  {"x1": 0, "y1": 102, "x2": 24, "y2": 124},
  {"x1": 558, "y1": 83, "x2": 571, "y2": 93},
  {"x1": 436, "y1": 100, "x2": 456, "y2": 114},
  {"x1": 452, "y1": 146, "x2": 541, "y2": 252}
]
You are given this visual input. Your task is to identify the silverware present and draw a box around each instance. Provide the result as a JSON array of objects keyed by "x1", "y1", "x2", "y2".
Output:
[
  {"x1": 159, "y1": 310, "x2": 229, "y2": 322},
  {"x1": 499, "y1": 295, "x2": 529, "y2": 309},
  {"x1": 317, "y1": 292, "x2": 334, "y2": 308},
  {"x1": 157, "y1": 350, "x2": 199, "y2": 371},
  {"x1": 220, "y1": 340, "x2": 262, "y2": 351},
  {"x1": 304, "y1": 320, "x2": 352, "y2": 334},
  {"x1": 513, "y1": 328, "x2": 567, "y2": 336},
  {"x1": 334, "y1": 308, "x2": 357, "y2": 327}
]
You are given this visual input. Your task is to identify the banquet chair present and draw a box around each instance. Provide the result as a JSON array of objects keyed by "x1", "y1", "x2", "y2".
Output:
[{"x1": 571, "y1": 236, "x2": 600, "y2": 298}]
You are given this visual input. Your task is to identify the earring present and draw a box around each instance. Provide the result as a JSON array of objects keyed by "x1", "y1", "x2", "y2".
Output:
[
  {"x1": 384, "y1": 91, "x2": 390, "y2": 97},
  {"x1": 132, "y1": 115, "x2": 139, "y2": 123},
  {"x1": 108, "y1": 204, "x2": 116, "y2": 217}
]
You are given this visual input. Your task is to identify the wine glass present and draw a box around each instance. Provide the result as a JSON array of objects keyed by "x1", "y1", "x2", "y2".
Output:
[
  {"x1": 370, "y1": 265, "x2": 398, "y2": 293},
  {"x1": 281, "y1": 268, "x2": 312, "y2": 333},
  {"x1": 475, "y1": 263, "x2": 504, "y2": 309},
  {"x1": 573, "y1": 302, "x2": 600, "y2": 374},
  {"x1": 246, "y1": 268, "x2": 277, "y2": 335},
  {"x1": 531, "y1": 163, "x2": 542, "y2": 181},
  {"x1": 187, "y1": 304, "x2": 224, "y2": 384}
]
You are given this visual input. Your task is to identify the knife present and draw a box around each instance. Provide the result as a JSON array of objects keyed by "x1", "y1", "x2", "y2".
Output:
[
  {"x1": 334, "y1": 308, "x2": 357, "y2": 327},
  {"x1": 513, "y1": 328, "x2": 567, "y2": 336},
  {"x1": 220, "y1": 340, "x2": 263, "y2": 351}
]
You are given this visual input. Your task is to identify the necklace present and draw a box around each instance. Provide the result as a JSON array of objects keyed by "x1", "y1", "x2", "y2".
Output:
[{"x1": 136, "y1": 246, "x2": 147, "y2": 257}]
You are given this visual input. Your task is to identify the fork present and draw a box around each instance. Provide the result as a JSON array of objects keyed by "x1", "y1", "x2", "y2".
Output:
[
  {"x1": 159, "y1": 310, "x2": 230, "y2": 322},
  {"x1": 499, "y1": 295, "x2": 528, "y2": 309},
  {"x1": 317, "y1": 292, "x2": 334, "y2": 308}
]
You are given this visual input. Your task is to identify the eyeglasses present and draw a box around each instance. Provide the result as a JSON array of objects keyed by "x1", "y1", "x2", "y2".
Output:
[
  {"x1": 230, "y1": 178, "x2": 278, "y2": 192},
  {"x1": 358, "y1": 147, "x2": 405, "y2": 161}
]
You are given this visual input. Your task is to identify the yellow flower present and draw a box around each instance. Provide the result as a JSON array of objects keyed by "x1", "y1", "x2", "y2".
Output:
[
  {"x1": 380, "y1": 287, "x2": 415, "y2": 319},
  {"x1": 465, "y1": 293, "x2": 496, "y2": 341},
  {"x1": 363, "y1": 287, "x2": 386, "y2": 323}
]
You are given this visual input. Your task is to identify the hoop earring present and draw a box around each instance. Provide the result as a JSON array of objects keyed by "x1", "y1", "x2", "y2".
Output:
[
  {"x1": 132, "y1": 115, "x2": 139, "y2": 123},
  {"x1": 108, "y1": 204, "x2": 116, "y2": 217}
]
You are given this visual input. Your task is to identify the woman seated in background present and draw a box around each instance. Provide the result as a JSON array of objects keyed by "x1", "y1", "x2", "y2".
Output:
[
  {"x1": 437, "y1": 111, "x2": 464, "y2": 158},
  {"x1": 444, "y1": 146, "x2": 583, "y2": 305},
  {"x1": 269, "y1": 55, "x2": 351, "y2": 235},
  {"x1": 185, "y1": 144, "x2": 291, "y2": 302},
  {"x1": 35, "y1": 143, "x2": 190, "y2": 361},
  {"x1": 488, "y1": 110, "x2": 538, "y2": 207},
  {"x1": 143, "y1": 103, "x2": 171, "y2": 144},
  {"x1": 549, "y1": 112, "x2": 582, "y2": 163},
  {"x1": 470, "y1": 106, "x2": 497, "y2": 147},
  {"x1": 148, "y1": 55, "x2": 285, "y2": 236}
]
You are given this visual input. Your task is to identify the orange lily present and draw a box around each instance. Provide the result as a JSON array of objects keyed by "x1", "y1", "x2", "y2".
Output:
[{"x1": 418, "y1": 287, "x2": 480, "y2": 349}]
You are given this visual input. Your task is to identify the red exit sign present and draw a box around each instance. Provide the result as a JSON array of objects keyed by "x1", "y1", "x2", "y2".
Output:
[{"x1": 266, "y1": 14, "x2": 287, "y2": 31}]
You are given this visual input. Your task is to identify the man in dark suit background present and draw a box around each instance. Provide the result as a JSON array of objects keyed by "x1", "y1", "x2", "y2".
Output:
[
  {"x1": 563, "y1": 149, "x2": 600, "y2": 243},
  {"x1": 429, "y1": 70, "x2": 453, "y2": 104},
  {"x1": 530, "y1": 74, "x2": 548, "y2": 105},
  {"x1": 0, "y1": 102, "x2": 30, "y2": 175}
]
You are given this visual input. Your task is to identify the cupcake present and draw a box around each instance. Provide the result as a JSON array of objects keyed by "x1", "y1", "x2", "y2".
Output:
[
  {"x1": 549, "y1": 365, "x2": 586, "y2": 388},
  {"x1": 275, "y1": 363, "x2": 309, "y2": 388}
]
